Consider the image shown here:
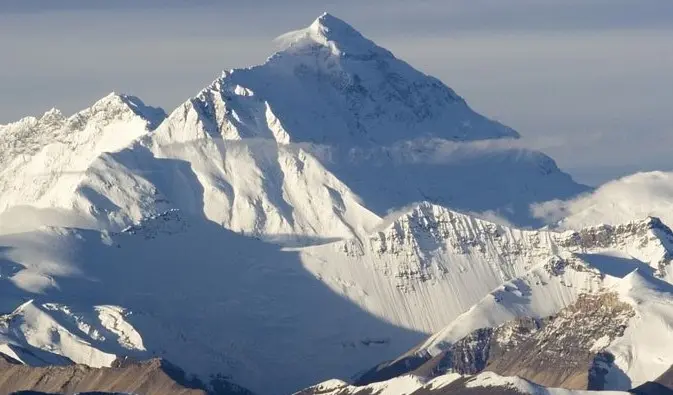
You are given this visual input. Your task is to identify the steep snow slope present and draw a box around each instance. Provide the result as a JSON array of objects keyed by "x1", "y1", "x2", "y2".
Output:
[
  {"x1": 299, "y1": 202, "x2": 673, "y2": 334},
  {"x1": 0, "y1": 93, "x2": 165, "y2": 228},
  {"x1": 364, "y1": 256, "x2": 673, "y2": 391},
  {"x1": 603, "y1": 271, "x2": 673, "y2": 389},
  {"x1": 0, "y1": 300, "x2": 145, "y2": 368},
  {"x1": 534, "y1": 171, "x2": 673, "y2": 229},
  {"x1": 71, "y1": 137, "x2": 382, "y2": 244},
  {"x1": 0, "y1": 211, "x2": 425, "y2": 394}
]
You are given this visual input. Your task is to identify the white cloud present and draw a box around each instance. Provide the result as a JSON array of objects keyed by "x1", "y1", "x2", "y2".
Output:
[{"x1": 532, "y1": 171, "x2": 673, "y2": 229}]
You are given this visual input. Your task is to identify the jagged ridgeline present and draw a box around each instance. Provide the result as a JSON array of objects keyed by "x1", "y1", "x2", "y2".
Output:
[{"x1": 1, "y1": 12, "x2": 671, "y2": 395}]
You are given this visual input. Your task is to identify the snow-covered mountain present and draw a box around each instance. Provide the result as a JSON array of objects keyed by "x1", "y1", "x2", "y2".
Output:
[
  {"x1": 4, "y1": 12, "x2": 585, "y2": 241},
  {"x1": 300, "y1": 271, "x2": 673, "y2": 394},
  {"x1": 1, "y1": 11, "x2": 671, "y2": 395},
  {"x1": 0, "y1": 93, "x2": 165, "y2": 220},
  {"x1": 308, "y1": 216, "x2": 673, "y2": 392},
  {"x1": 299, "y1": 204, "x2": 673, "y2": 334}
]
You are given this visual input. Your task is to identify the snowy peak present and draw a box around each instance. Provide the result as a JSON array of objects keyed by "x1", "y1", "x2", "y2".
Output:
[
  {"x1": 286, "y1": 12, "x2": 389, "y2": 58},
  {"x1": 167, "y1": 13, "x2": 520, "y2": 148},
  {"x1": 310, "y1": 12, "x2": 360, "y2": 39},
  {"x1": 559, "y1": 216, "x2": 673, "y2": 279},
  {"x1": 81, "y1": 92, "x2": 167, "y2": 130},
  {"x1": 378, "y1": 202, "x2": 495, "y2": 236},
  {"x1": 39, "y1": 107, "x2": 66, "y2": 125},
  {"x1": 367, "y1": 202, "x2": 521, "y2": 259},
  {"x1": 1, "y1": 93, "x2": 164, "y2": 135},
  {"x1": 0, "y1": 93, "x2": 165, "y2": 215}
]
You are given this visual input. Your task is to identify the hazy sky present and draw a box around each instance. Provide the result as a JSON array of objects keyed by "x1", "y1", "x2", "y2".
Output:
[{"x1": 1, "y1": 0, "x2": 672, "y2": 185}]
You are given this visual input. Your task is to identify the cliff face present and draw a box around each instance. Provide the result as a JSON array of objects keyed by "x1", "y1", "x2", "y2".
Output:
[
  {"x1": 485, "y1": 292, "x2": 634, "y2": 389},
  {"x1": 355, "y1": 291, "x2": 634, "y2": 391}
]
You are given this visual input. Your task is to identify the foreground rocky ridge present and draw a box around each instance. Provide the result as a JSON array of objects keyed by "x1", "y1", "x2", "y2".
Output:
[
  {"x1": 295, "y1": 371, "x2": 637, "y2": 395},
  {"x1": 298, "y1": 371, "x2": 673, "y2": 395},
  {"x1": 350, "y1": 290, "x2": 636, "y2": 388},
  {"x1": 0, "y1": 353, "x2": 251, "y2": 395},
  {"x1": 307, "y1": 264, "x2": 673, "y2": 393}
]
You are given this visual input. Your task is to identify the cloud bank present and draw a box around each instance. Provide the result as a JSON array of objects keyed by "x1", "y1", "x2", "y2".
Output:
[{"x1": 532, "y1": 171, "x2": 673, "y2": 229}]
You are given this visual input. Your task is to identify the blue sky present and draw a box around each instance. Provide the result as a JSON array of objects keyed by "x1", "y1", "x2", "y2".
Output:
[{"x1": 1, "y1": 0, "x2": 672, "y2": 185}]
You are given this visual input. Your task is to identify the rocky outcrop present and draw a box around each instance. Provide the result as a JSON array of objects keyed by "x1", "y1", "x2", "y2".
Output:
[
  {"x1": 485, "y1": 292, "x2": 634, "y2": 389},
  {"x1": 355, "y1": 291, "x2": 634, "y2": 391},
  {"x1": 410, "y1": 317, "x2": 546, "y2": 379},
  {"x1": 0, "y1": 354, "x2": 252, "y2": 395},
  {"x1": 353, "y1": 317, "x2": 545, "y2": 385}
]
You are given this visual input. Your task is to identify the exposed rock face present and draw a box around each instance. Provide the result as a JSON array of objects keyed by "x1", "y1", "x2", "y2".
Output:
[
  {"x1": 353, "y1": 317, "x2": 545, "y2": 385},
  {"x1": 355, "y1": 291, "x2": 634, "y2": 390},
  {"x1": 485, "y1": 292, "x2": 634, "y2": 389},
  {"x1": 0, "y1": 354, "x2": 251, "y2": 395},
  {"x1": 557, "y1": 217, "x2": 673, "y2": 278},
  {"x1": 410, "y1": 318, "x2": 545, "y2": 379},
  {"x1": 454, "y1": 317, "x2": 545, "y2": 376}
]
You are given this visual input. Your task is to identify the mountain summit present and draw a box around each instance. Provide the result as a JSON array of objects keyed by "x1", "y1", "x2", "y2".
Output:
[
  {"x1": 145, "y1": 13, "x2": 583, "y2": 228},
  {"x1": 206, "y1": 12, "x2": 521, "y2": 147},
  {"x1": 277, "y1": 12, "x2": 390, "y2": 58}
]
